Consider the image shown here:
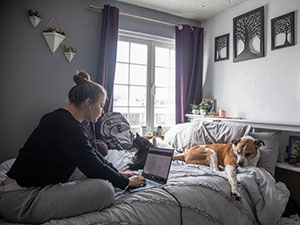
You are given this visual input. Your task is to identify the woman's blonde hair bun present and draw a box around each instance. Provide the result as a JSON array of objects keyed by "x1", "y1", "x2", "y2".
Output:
[{"x1": 73, "y1": 71, "x2": 91, "y2": 85}]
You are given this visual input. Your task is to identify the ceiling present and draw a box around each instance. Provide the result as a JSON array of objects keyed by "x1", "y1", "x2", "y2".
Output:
[{"x1": 115, "y1": 0, "x2": 249, "y2": 22}]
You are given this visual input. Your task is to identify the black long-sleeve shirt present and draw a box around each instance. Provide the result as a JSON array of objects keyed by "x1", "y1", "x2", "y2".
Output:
[{"x1": 7, "y1": 108, "x2": 129, "y2": 189}]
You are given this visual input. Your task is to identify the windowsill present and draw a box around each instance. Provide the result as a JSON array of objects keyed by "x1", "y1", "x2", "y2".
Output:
[
  {"x1": 276, "y1": 162, "x2": 300, "y2": 173},
  {"x1": 185, "y1": 114, "x2": 300, "y2": 132}
]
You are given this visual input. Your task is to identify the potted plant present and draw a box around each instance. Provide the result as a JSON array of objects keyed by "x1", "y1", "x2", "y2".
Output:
[
  {"x1": 28, "y1": 9, "x2": 41, "y2": 28},
  {"x1": 190, "y1": 104, "x2": 200, "y2": 115},
  {"x1": 42, "y1": 27, "x2": 66, "y2": 54},
  {"x1": 43, "y1": 28, "x2": 66, "y2": 36},
  {"x1": 63, "y1": 44, "x2": 77, "y2": 63},
  {"x1": 199, "y1": 101, "x2": 209, "y2": 116}
]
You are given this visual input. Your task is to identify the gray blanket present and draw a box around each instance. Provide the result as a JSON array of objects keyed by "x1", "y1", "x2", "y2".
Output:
[{"x1": 0, "y1": 150, "x2": 290, "y2": 225}]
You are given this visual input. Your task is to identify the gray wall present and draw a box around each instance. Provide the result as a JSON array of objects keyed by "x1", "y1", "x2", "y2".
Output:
[
  {"x1": 202, "y1": 0, "x2": 300, "y2": 122},
  {"x1": 0, "y1": 0, "x2": 200, "y2": 162}
]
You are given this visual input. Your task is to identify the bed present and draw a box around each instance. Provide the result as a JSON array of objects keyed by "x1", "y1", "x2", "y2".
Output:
[{"x1": 0, "y1": 121, "x2": 290, "y2": 225}]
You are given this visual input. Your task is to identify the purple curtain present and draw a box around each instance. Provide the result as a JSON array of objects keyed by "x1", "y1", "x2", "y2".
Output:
[
  {"x1": 96, "y1": 5, "x2": 119, "y2": 112},
  {"x1": 175, "y1": 25, "x2": 204, "y2": 124}
]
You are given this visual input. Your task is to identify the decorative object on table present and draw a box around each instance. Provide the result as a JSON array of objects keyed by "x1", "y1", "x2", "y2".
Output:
[
  {"x1": 63, "y1": 44, "x2": 76, "y2": 63},
  {"x1": 190, "y1": 103, "x2": 200, "y2": 115},
  {"x1": 199, "y1": 101, "x2": 209, "y2": 116},
  {"x1": 233, "y1": 6, "x2": 264, "y2": 63},
  {"x1": 218, "y1": 109, "x2": 227, "y2": 117},
  {"x1": 28, "y1": 9, "x2": 41, "y2": 28},
  {"x1": 42, "y1": 16, "x2": 66, "y2": 54},
  {"x1": 156, "y1": 126, "x2": 162, "y2": 136},
  {"x1": 215, "y1": 34, "x2": 229, "y2": 62},
  {"x1": 287, "y1": 136, "x2": 300, "y2": 165},
  {"x1": 271, "y1": 11, "x2": 295, "y2": 50},
  {"x1": 202, "y1": 98, "x2": 216, "y2": 114},
  {"x1": 141, "y1": 125, "x2": 149, "y2": 136}
]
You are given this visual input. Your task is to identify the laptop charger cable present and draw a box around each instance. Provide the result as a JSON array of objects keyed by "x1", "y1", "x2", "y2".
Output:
[{"x1": 161, "y1": 186, "x2": 183, "y2": 225}]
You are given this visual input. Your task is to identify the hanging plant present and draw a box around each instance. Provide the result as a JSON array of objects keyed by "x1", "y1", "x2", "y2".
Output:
[
  {"x1": 28, "y1": 9, "x2": 41, "y2": 18},
  {"x1": 63, "y1": 44, "x2": 76, "y2": 53},
  {"x1": 63, "y1": 44, "x2": 77, "y2": 63},
  {"x1": 43, "y1": 28, "x2": 66, "y2": 36},
  {"x1": 28, "y1": 9, "x2": 42, "y2": 28},
  {"x1": 42, "y1": 16, "x2": 66, "y2": 54}
]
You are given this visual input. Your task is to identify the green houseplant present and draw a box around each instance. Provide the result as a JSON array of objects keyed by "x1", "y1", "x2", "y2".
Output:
[
  {"x1": 63, "y1": 44, "x2": 76, "y2": 53},
  {"x1": 190, "y1": 104, "x2": 200, "y2": 115},
  {"x1": 28, "y1": 9, "x2": 41, "y2": 28},
  {"x1": 43, "y1": 27, "x2": 66, "y2": 36},
  {"x1": 63, "y1": 44, "x2": 76, "y2": 63},
  {"x1": 28, "y1": 9, "x2": 41, "y2": 18},
  {"x1": 199, "y1": 101, "x2": 209, "y2": 116}
]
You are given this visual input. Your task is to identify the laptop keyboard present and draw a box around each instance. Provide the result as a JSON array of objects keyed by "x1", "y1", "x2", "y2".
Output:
[
  {"x1": 146, "y1": 179, "x2": 158, "y2": 185},
  {"x1": 128, "y1": 179, "x2": 161, "y2": 192}
]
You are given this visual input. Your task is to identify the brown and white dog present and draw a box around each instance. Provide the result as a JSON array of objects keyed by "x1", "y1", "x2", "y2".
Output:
[{"x1": 173, "y1": 137, "x2": 264, "y2": 200}]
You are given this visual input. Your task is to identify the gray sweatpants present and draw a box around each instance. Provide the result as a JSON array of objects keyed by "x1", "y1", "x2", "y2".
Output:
[{"x1": 0, "y1": 168, "x2": 115, "y2": 224}]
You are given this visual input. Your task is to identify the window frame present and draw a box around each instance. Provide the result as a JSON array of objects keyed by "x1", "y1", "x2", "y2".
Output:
[{"x1": 115, "y1": 30, "x2": 175, "y2": 129}]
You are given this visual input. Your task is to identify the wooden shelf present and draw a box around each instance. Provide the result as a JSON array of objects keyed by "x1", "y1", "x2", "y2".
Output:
[{"x1": 185, "y1": 114, "x2": 300, "y2": 132}]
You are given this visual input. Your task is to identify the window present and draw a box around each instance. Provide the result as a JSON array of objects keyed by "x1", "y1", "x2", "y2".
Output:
[{"x1": 113, "y1": 32, "x2": 175, "y2": 130}]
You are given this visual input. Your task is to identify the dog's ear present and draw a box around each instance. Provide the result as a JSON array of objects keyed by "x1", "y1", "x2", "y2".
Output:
[
  {"x1": 232, "y1": 138, "x2": 240, "y2": 145},
  {"x1": 136, "y1": 133, "x2": 140, "y2": 137},
  {"x1": 254, "y1": 139, "x2": 265, "y2": 149}
]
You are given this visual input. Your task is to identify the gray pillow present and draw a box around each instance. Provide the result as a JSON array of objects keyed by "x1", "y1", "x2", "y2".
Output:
[
  {"x1": 250, "y1": 131, "x2": 281, "y2": 176},
  {"x1": 165, "y1": 120, "x2": 252, "y2": 153}
]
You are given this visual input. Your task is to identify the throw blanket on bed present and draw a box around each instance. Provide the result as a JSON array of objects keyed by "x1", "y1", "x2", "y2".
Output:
[{"x1": 0, "y1": 150, "x2": 289, "y2": 225}]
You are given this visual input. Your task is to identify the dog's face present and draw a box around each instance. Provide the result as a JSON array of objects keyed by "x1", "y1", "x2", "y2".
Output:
[{"x1": 232, "y1": 138, "x2": 264, "y2": 167}]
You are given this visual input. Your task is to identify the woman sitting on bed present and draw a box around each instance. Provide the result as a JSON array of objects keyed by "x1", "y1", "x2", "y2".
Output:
[{"x1": 0, "y1": 71, "x2": 146, "y2": 224}]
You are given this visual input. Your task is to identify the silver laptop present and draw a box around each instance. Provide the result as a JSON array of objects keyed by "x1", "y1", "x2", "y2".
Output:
[{"x1": 128, "y1": 147, "x2": 174, "y2": 192}]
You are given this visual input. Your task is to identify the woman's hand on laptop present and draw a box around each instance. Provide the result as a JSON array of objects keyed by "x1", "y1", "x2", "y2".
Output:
[
  {"x1": 128, "y1": 175, "x2": 146, "y2": 187},
  {"x1": 119, "y1": 171, "x2": 137, "y2": 177}
]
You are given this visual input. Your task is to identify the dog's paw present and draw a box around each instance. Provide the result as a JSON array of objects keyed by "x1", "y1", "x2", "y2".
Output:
[
  {"x1": 232, "y1": 192, "x2": 241, "y2": 201},
  {"x1": 218, "y1": 165, "x2": 225, "y2": 171}
]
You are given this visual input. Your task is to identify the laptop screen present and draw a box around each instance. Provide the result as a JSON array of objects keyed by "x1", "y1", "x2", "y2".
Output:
[{"x1": 142, "y1": 147, "x2": 174, "y2": 184}]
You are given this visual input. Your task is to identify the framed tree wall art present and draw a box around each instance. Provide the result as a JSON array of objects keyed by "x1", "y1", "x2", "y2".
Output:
[
  {"x1": 271, "y1": 11, "x2": 295, "y2": 50},
  {"x1": 214, "y1": 33, "x2": 229, "y2": 62},
  {"x1": 233, "y1": 6, "x2": 264, "y2": 62}
]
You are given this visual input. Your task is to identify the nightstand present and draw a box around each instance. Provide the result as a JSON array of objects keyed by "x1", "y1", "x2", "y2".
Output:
[{"x1": 275, "y1": 162, "x2": 300, "y2": 213}]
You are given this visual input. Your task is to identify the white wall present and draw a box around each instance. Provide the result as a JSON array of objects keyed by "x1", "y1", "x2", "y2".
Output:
[{"x1": 202, "y1": 0, "x2": 300, "y2": 124}]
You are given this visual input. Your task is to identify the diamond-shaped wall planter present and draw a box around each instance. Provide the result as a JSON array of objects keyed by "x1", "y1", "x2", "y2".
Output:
[
  {"x1": 29, "y1": 16, "x2": 41, "y2": 28},
  {"x1": 64, "y1": 52, "x2": 76, "y2": 63},
  {"x1": 42, "y1": 32, "x2": 65, "y2": 54}
]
